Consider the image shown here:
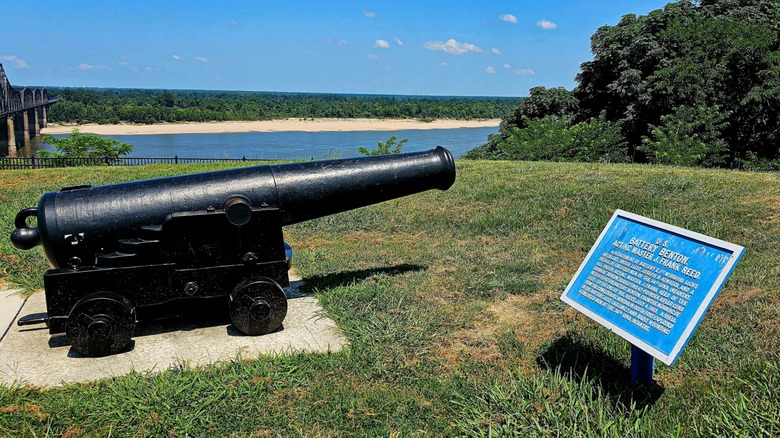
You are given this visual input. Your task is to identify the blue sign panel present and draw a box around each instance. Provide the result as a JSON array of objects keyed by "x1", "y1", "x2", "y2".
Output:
[{"x1": 560, "y1": 210, "x2": 744, "y2": 366}]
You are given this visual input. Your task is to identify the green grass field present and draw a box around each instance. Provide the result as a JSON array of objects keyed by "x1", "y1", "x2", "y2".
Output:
[{"x1": 1, "y1": 160, "x2": 778, "y2": 436}]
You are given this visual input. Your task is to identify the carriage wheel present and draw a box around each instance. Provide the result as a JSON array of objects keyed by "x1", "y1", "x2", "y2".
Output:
[
  {"x1": 229, "y1": 277, "x2": 287, "y2": 335},
  {"x1": 65, "y1": 292, "x2": 136, "y2": 357}
]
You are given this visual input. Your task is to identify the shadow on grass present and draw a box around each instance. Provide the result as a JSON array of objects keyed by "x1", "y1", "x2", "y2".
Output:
[
  {"x1": 299, "y1": 264, "x2": 427, "y2": 293},
  {"x1": 537, "y1": 332, "x2": 664, "y2": 410}
]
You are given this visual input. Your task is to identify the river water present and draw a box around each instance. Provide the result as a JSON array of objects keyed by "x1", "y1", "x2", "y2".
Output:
[{"x1": 33, "y1": 126, "x2": 498, "y2": 160}]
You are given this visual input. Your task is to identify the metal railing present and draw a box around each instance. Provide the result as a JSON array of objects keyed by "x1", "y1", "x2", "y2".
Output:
[{"x1": 0, "y1": 155, "x2": 269, "y2": 170}]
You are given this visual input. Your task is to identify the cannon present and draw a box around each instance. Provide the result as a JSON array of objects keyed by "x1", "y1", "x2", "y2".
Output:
[{"x1": 10, "y1": 147, "x2": 456, "y2": 356}]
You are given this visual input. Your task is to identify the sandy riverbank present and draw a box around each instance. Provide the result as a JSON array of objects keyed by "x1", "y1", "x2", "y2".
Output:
[{"x1": 41, "y1": 118, "x2": 501, "y2": 136}]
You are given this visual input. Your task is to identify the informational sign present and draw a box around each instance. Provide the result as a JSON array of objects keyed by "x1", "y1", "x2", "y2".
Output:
[{"x1": 561, "y1": 210, "x2": 744, "y2": 366}]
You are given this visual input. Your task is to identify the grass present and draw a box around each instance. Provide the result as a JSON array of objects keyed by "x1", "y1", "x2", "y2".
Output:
[{"x1": 1, "y1": 159, "x2": 778, "y2": 436}]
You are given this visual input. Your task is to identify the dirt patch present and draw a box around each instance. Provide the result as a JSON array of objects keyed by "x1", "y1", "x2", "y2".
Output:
[
  {"x1": 0, "y1": 403, "x2": 49, "y2": 420},
  {"x1": 345, "y1": 231, "x2": 386, "y2": 245},
  {"x1": 537, "y1": 248, "x2": 584, "y2": 289},
  {"x1": 298, "y1": 235, "x2": 336, "y2": 250},
  {"x1": 436, "y1": 291, "x2": 571, "y2": 369},
  {"x1": 756, "y1": 194, "x2": 780, "y2": 230},
  {"x1": 709, "y1": 287, "x2": 768, "y2": 313},
  {"x1": 438, "y1": 323, "x2": 504, "y2": 367},
  {"x1": 433, "y1": 242, "x2": 583, "y2": 370},
  {"x1": 487, "y1": 293, "x2": 570, "y2": 348},
  {"x1": 0, "y1": 171, "x2": 71, "y2": 190},
  {"x1": 709, "y1": 286, "x2": 780, "y2": 353}
]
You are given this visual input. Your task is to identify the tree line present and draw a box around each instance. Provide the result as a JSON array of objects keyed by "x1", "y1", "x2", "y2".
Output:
[
  {"x1": 468, "y1": 0, "x2": 780, "y2": 170},
  {"x1": 46, "y1": 88, "x2": 522, "y2": 125}
]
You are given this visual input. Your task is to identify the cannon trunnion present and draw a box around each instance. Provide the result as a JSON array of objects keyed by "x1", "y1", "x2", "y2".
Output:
[{"x1": 11, "y1": 147, "x2": 456, "y2": 356}]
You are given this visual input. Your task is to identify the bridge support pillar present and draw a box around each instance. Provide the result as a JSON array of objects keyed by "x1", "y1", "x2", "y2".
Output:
[
  {"x1": 13, "y1": 113, "x2": 25, "y2": 148},
  {"x1": 6, "y1": 116, "x2": 18, "y2": 158},
  {"x1": 42, "y1": 106, "x2": 48, "y2": 128},
  {"x1": 30, "y1": 108, "x2": 40, "y2": 138},
  {"x1": 22, "y1": 111, "x2": 31, "y2": 145}
]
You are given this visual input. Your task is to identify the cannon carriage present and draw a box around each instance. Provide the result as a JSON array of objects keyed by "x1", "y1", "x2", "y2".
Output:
[{"x1": 10, "y1": 147, "x2": 456, "y2": 356}]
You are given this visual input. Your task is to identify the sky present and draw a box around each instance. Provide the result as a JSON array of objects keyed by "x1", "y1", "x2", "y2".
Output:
[{"x1": 2, "y1": 0, "x2": 672, "y2": 97}]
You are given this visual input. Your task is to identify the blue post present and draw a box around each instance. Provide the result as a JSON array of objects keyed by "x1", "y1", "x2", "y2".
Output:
[{"x1": 630, "y1": 345, "x2": 654, "y2": 385}]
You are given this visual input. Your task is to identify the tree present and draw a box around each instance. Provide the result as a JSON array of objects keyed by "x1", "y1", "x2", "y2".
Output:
[
  {"x1": 478, "y1": 86, "x2": 580, "y2": 157},
  {"x1": 502, "y1": 86, "x2": 579, "y2": 130},
  {"x1": 40, "y1": 128, "x2": 134, "y2": 161},
  {"x1": 467, "y1": 115, "x2": 628, "y2": 163},
  {"x1": 358, "y1": 136, "x2": 408, "y2": 156},
  {"x1": 573, "y1": 0, "x2": 780, "y2": 166},
  {"x1": 639, "y1": 105, "x2": 730, "y2": 166},
  {"x1": 470, "y1": 0, "x2": 780, "y2": 169}
]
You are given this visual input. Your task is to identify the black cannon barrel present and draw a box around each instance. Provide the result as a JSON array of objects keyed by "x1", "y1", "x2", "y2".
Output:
[{"x1": 11, "y1": 147, "x2": 455, "y2": 268}]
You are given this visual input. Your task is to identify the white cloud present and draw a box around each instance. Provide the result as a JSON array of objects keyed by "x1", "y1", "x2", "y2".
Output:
[
  {"x1": 537, "y1": 19, "x2": 557, "y2": 30},
  {"x1": 394, "y1": 37, "x2": 404, "y2": 46},
  {"x1": 2, "y1": 55, "x2": 29, "y2": 68},
  {"x1": 375, "y1": 39, "x2": 390, "y2": 49},
  {"x1": 514, "y1": 68, "x2": 536, "y2": 75},
  {"x1": 499, "y1": 14, "x2": 518, "y2": 24},
  {"x1": 485, "y1": 66, "x2": 496, "y2": 74},
  {"x1": 79, "y1": 63, "x2": 111, "y2": 70},
  {"x1": 367, "y1": 54, "x2": 379, "y2": 60},
  {"x1": 423, "y1": 39, "x2": 483, "y2": 55},
  {"x1": 491, "y1": 48, "x2": 501, "y2": 55},
  {"x1": 503, "y1": 63, "x2": 511, "y2": 69},
  {"x1": 440, "y1": 62, "x2": 448, "y2": 67},
  {"x1": 172, "y1": 54, "x2": 183, "y2": 61},
  {"x1": 119, "y1": 57, "x2": 129, "y2": 65},
  {"x1": 326, "y1": 38, "x2": 348, "y2": 46},
  {"x1": 194, "y1": 56, "x2": 208, "y2": 62},
  {"x1": 228, "y1": 19, "x2": 238, "y2": 26},
  {"x1": 364, "y1": 11, "x2": 376, "y2": 18}
]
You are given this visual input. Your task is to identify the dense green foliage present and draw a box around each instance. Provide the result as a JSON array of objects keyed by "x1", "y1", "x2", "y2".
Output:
[
  {"x1": 470, "y1": 0, "x2": 780, "y2": 169},
  {"x1": 39, "y1": 128, "x2": 133, "y2": 161},
  {"x1": 47, "y1": 88, "x2": 521, "y2": 124},
  {"x1": 1, "y1": 161, "x2": 778, "y2": 435},
  {"x1": 357, "y1": 135, "x2": 407, "y2": 156}
]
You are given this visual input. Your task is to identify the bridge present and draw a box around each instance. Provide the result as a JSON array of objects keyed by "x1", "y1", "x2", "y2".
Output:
[{"x1": 1, "y1": 63, "x2": 57, "y2": 157}]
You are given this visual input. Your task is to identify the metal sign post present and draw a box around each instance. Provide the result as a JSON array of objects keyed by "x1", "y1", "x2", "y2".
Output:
[{"x1": 630, "y1": 345, "x2": 654, "y2": 385}]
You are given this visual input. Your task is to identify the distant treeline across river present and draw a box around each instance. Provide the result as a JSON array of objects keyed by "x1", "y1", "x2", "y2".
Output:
[{"x1": 46, "y1": 88, "x2": 522, "y2": 125}]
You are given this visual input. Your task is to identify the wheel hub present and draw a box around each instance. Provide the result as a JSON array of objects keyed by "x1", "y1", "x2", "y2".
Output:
[
  {"x1": 249, "y1": 299, "x2": 271, "y2": 321},
  {"x1": 87, "y1": 315, "x2": 114, "y2": 341}
]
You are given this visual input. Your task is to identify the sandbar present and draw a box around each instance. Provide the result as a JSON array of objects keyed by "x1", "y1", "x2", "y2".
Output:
[{"x1": 41, "y1": 118, "x2": 500, "y2": 136}]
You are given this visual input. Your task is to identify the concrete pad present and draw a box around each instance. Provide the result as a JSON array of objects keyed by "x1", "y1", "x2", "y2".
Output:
[
  {"x1": 0, "y1": 289, "x2": 26, "y2": 343},
  {"x1": 0, "y1": 280, "x2": 348, "y2": 387}
]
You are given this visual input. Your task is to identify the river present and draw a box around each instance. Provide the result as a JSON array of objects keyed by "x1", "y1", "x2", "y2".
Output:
[{"x1": 31, "y1": 126, "x2": 497, "y2": 160}]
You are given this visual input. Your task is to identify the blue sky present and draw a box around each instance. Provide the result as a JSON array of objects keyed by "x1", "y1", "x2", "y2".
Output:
[{"x1": 2, "y1": 1, "x2": 671, "y2": 96}]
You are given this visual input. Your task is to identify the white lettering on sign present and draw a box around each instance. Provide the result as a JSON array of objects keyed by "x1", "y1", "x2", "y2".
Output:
[{"x1": 577, "y1": 242, "x2": 703, "y2": 336}]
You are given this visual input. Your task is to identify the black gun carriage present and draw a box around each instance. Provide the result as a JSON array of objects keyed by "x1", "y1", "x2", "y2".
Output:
[{"x1": 10, "y1": 147, "x2": 456, "y2": 356}]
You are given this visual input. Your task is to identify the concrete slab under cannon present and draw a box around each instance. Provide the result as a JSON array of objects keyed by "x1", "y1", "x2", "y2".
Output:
[{"x1": 0, "y1": 278, "x2": 347, "y2": 387}]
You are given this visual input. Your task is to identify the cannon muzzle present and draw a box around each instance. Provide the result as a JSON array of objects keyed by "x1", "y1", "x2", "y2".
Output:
[{"x1": 11, "y1": 147, "x2": 456, "y2": 268}]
